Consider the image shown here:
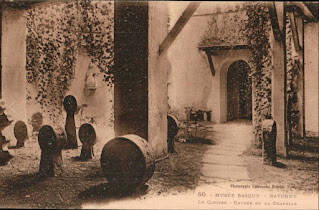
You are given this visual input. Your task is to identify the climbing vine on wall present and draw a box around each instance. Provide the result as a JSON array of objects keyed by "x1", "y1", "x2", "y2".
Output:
[
  {"x1": 200, "y1": 6, "x2": 247, "y2": 47},
  {"x1": 243, "y1": 2, "x2": 273, "y2": 143},
  {"x1": 286, "y1": 14, "x2": 300, "y2": 137},
  {"x1": 26, "y1": 1, "x2": 114, "y2": 123},
  {"x1": 78, "y1": 0, "x2": 114, "y2": 84}
]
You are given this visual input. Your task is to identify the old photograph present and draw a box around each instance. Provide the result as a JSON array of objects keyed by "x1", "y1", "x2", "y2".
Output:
[{"x1": 0, "y1": 1, "x2": 318, "y2": 209}]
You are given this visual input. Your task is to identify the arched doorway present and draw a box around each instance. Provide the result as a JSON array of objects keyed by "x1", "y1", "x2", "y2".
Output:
[{"x1": 227, "y1": 60, "x2": 252, "y2": 121}]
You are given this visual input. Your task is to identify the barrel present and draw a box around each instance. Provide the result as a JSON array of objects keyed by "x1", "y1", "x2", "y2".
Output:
[
  {"x1": 100, "y1": 134, "x2": 155, "y2": 191},
  {"x1": 14, "y1": 120, "x2": 28, "y2": 147}
]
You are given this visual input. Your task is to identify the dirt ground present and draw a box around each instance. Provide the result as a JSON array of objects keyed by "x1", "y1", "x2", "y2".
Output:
[
  {"x1": 0, "y1": 123, "x2": 317, "y2": 208},
  {"x1": 243, "y1": 135, "x2": 319, "y2": 194},
  {"x1": 0, "y1": 134, "x2": 209, "y2": 209}
]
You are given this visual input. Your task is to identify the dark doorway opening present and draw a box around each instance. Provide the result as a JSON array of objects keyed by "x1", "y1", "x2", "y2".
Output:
[{"x1": 227, "y1": 60, "x2": 252, "y2": 121}]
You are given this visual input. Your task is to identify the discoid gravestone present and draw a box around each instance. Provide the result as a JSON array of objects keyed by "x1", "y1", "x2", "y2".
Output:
[
  {"x1": 14, "y1": 120, "x2": 28, "y2": 148},
  {"x1": 78, "y1": 123, "x2": 96, "y2": 161},
  {"x1": 0, "y1": 107, "x2": 13, "y2": 166},
  {"x1": 167, "y1": 114, "x2": 179, "y2": 153},
  {"x1": 100, "y1": 134, "x2": 155, "y2": 191},
  {"x1": 31, "y1": 112, "x2": 43, "y2": 134},
  {"x1": 63, "y1": 95, "x2": 78, "y2": 149},
  {"x1": 38, "y1": 125, "x2": 66, "y2": 177},
  {"x1": 262, "y1": 119, "x2": 277, "y2": 166}
]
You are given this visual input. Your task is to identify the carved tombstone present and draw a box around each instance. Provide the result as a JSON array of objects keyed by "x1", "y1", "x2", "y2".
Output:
[
  {"x1": 38, "y1": 125, "x2": 66, "y2": 177},
  {"x1": 14, "y1": 121, "x2": 28, "y2": 148},
  {"x1": 0, "y1": 133, "x2": 13, "y2": 166},
  {"x1": 167, "y1": 114, "x2": 179, "y2": 153},
  {"x1": 31, "y1": 112, "x2": 43, "y2": 134},
  {"x1": 78, "y1": 123, "x2": 96, "y2": 160},
  {"x1": 0, "y1": 102, "x2": 13, "y2": 166},
  {"x1": 262, "y1": 119, "x2": 277, "y2": 165},
  {"x1": 63, "y1": 95, "x2": 78, "y2": 149}
]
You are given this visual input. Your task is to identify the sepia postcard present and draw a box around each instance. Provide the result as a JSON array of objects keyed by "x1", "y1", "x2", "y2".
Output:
[{"x1": 0, "y1": 1, "x2": 318, "y2": 209}]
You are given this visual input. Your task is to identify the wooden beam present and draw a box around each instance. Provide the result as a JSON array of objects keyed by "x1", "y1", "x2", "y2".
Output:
[
  {"x1": 199, "y1": 45, "x2": 249, "y2": 51},
  {"x1": 159, "y1": 2, "x2": 201, "y2": 56},
  {"x1": 295, "y1": 12, "x2": 304, "y2": 49},
  {"x1": 205, "y1": 50, "x2": 215, "y2": 76},
  {"x1": 288, "y1": 12, "x2": 301, "y2": 51},
  {"x1": 275, "y1": 2, "x2": 285, "y2": 32},
  {"x1": 294, "y1": 2, "x2": 316, "y2": 21},
  {"x1": 268, "y1": 2, "x2": 284, "y2": 42}
]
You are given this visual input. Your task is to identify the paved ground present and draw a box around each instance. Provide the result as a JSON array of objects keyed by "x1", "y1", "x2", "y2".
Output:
[{"x1": 198, "y1": 120, "x2": 253, "y2": 185}]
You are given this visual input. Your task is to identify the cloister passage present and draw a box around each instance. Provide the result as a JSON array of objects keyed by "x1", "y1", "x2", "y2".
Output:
[{"x1": 227, "y1": 60, "x2": 252, "y2": 122}]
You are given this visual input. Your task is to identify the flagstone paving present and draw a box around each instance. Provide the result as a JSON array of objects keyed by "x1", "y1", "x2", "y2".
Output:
[{"x1": 198, "y1": 120, "x2": 254, "y2": 185}]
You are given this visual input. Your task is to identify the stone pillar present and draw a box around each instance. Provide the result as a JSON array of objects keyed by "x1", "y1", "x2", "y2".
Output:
[
  {"x1": 294, "y1": 14, "x2": 305, "y2": 137},
  {"x1": 114, "y1": 2, "x2": 169, "y2": 159},
  {"x1": 148, "y1": 2, "x2": 169, "y2": 158},
  {"x1": 270, "y1": 12, "x2": 287, "y2": 157},
  {"x1": 114, "y1": 1, "x2": 149, "y2": 141},
  {"x1": 1, "y1": 7, "x2": 27, "y2": 141}
]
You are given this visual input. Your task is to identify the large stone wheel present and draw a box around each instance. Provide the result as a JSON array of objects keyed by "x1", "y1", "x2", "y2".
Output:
[{"x1": 100, "y1": 134, "x2": 155, "y2": 191}]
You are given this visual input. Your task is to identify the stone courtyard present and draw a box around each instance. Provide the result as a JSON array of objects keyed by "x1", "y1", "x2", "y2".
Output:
[
  {"x1": 0, "y1": 121, "x2": 318, "y2": 208},
  {"x1": 0, "y1": 1, "x2": 318, "y2": 209}
]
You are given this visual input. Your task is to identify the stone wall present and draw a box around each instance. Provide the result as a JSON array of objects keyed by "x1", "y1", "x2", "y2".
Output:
[
  {"x1": 304, "y1": 22, "x2": 319, "y2": 135},
  {"x1": 1, "y1": 8, "x2": 27, "y2": 141},
  {"x1": 26, "y1": 48, "x2": 115, "y2": 146},
  {"x1": 148, "y1": 2, "x2": 169, "y2": 159},
  {"x1": 167, "y1": 6, "x2": 251, "y2": 122}
]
